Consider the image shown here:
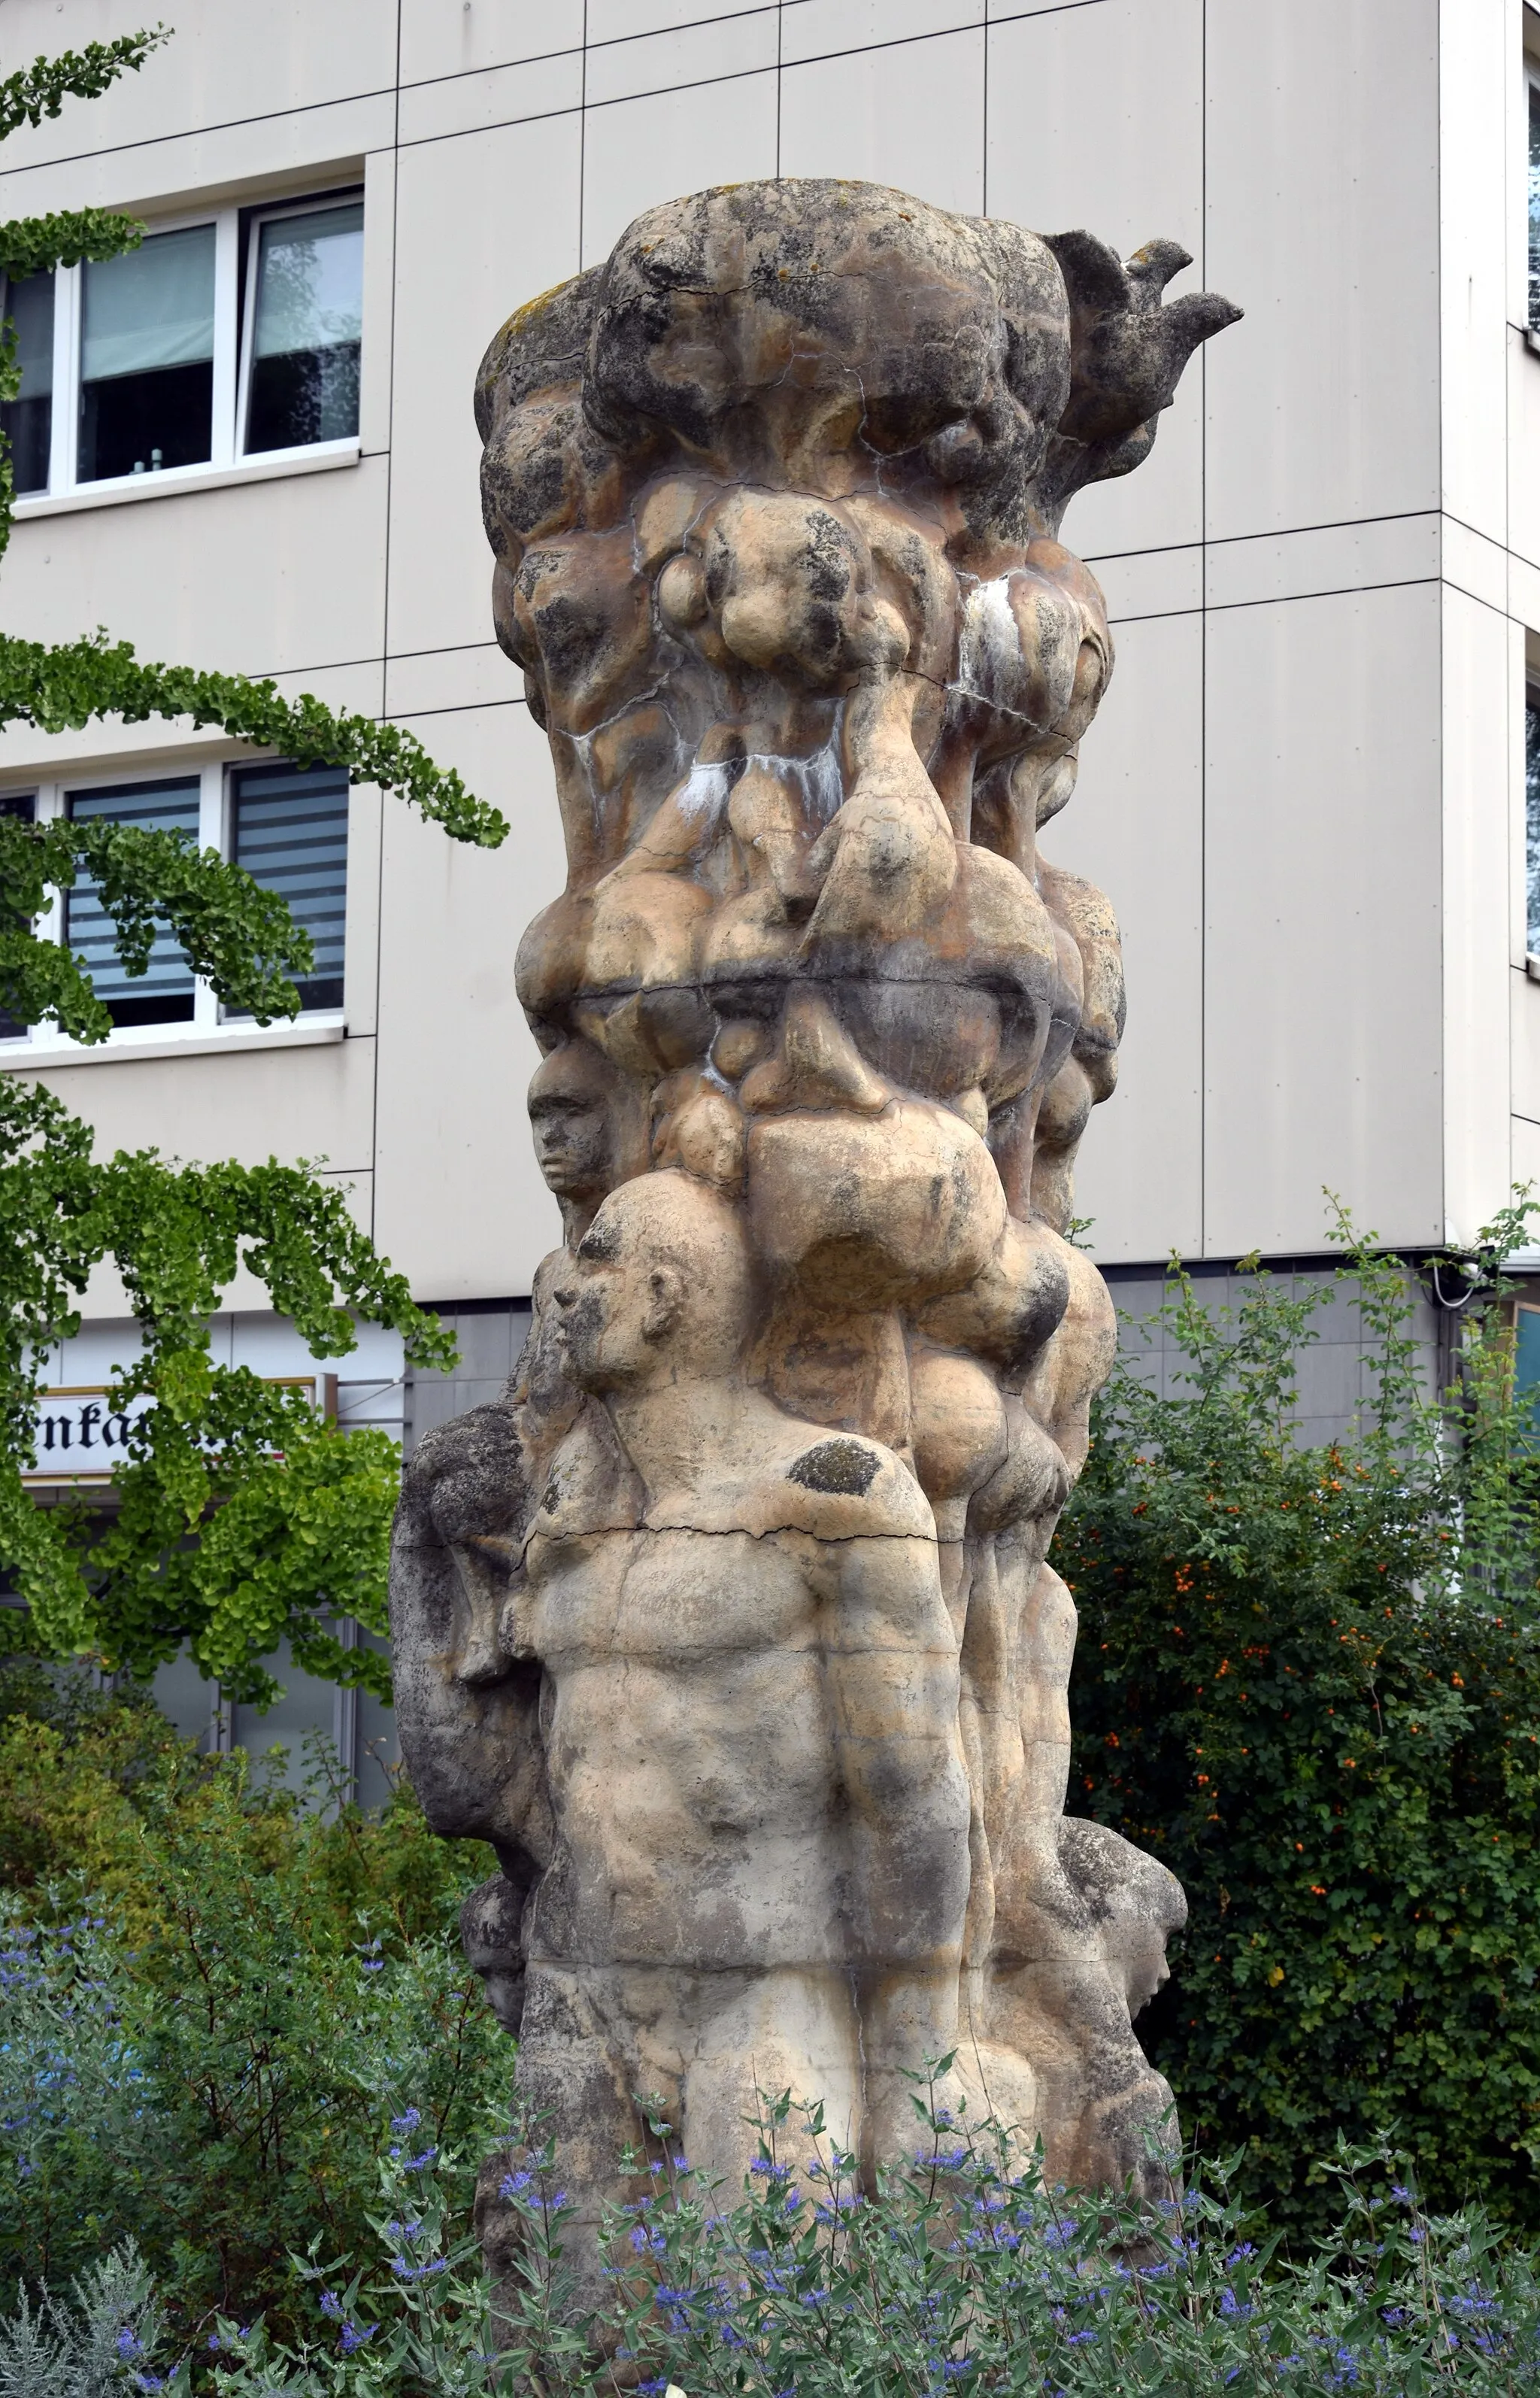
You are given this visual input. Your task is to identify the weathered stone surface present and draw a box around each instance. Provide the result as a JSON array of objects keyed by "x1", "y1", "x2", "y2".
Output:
[{"x1": 389, "y1": 178, "x2": 1238, "y2": 2294}]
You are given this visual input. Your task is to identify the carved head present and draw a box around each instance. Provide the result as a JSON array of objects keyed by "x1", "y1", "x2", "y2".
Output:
[{"x1": 551, "y1": 1169, "x2": 756, "y2": 1392}]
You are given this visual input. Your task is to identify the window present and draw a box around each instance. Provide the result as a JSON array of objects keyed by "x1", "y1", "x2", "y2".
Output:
[
  {"x1": 1528, "y1": 690, "x2": 1540, "y2": 961},
  {"x1": 1, "y1": 276, "x2": 53, "y2": 493},
  {"x1": 241, "y1": 199, "x2": 362, "y2": 455},
  {"x1": 1531, "y1": 80, "x2": 1540, "y2": 331},
  {"x1": 0, "y1": 760, "x2": 348, "y2": 1049},
  {"x1": 229, "y1": 761, "x2": 349, "y2": 1013},
  {"x1": 80, "y1": 225, "x2": 216, "y2": 482},
  {"x1": 0, "y1": 793, "x2": 35, "y2": 1040},
  {"x1": 68, "y1": 779, "x2": 200, "y2": 1025},
  {"x1": 0, "y1": 186, "x2": 362, "y2": 500}
]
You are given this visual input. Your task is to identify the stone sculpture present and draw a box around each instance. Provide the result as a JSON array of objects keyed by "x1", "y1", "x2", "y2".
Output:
[{"x1": 390, "y1": 178, "x2": 1240, "y2": 2296}]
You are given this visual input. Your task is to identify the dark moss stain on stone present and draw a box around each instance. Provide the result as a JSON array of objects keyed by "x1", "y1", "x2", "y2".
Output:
[{"x1": 787, "y1": 1437, "x2": 880, "y2": 1497}]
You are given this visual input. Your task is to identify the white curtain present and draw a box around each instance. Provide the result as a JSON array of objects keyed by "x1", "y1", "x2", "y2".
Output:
[{"x1": 82, "y1": 225, "x2": 215, "y2": 383}]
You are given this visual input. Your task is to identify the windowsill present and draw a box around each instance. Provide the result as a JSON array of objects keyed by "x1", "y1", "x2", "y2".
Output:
[
  {"x1": 1526, "y1": 955, "x2": 1540, "y2": 982},
  {"x1": 11, "y1": 439, "x2": 361, "y2": 521},
  {"x1": 0, "y1": 1015, "x2": 348, "y2": 1070},
  {"x1": 1520, "y1": 325, "x2": 1540, "y2": 358}
]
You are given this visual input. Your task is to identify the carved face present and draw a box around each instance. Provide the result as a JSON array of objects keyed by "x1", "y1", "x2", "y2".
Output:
[
  {"x1": 550, "y1": 1172, "x2": 753, "y2": 1392},
  {"x1": 529, "y1": 1091, "x2": 608, "y2": 1199},
  {"x1": 550, "y1": 1209, "x2": 653, "y2": 1392}
]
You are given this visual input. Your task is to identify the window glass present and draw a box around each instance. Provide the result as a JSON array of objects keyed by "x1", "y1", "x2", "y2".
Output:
[
  {"x1": 245, "y1": 201, "x2": 362, "y2": 454},
  {"x1": 79, "y1": 225, "x2": 216, "y2": 481},
  {"x1": 0, "y1": 792, "x2": 36, "y2": 1039},
  {"x1": 229, "y1": 762, "x2": 348, "y2": 1012},
  {"x1": 66, "y1": 779, "x2": 199, "y2": 1025},
  {"x1": 1, "y1": 273, "x2": 53, "y2": 494},
  {"x1": 1532, "y1": 84, "x2": 1540, "y2": 330},
  {"x1": 1529, "y1": 694, "x2": 1540, "y2": 960}
]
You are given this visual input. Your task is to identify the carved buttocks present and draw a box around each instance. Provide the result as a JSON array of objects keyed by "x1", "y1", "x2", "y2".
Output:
[{"x1": 390, "y1": 178, "x2": 1239, "y2": 2305}]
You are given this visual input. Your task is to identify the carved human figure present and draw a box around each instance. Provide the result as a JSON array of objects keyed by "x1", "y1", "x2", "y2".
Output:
[
  {"x1": 390, "y1": 177, "x2": 1240, "y2": 2291},
  {"x1": 496, "y1": 1170, "x2": 972, "y2": 2285}
]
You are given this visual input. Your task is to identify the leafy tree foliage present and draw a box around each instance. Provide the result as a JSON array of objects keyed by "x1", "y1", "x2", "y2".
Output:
[
  {"x1": 0, "y1": 36, "x2": 508, "y2": 1699},
  {"x1": 1060, "y1": 1205, "x2": 1540, "y2": 2233}
]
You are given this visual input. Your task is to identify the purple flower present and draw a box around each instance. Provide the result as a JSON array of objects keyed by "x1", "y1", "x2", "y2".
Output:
[
  {"x1": 392, "y1": 2108, "x2": 422, "y2": 2133},
  {"x1": 340, "y1": 2322, "x2": 376, "y2": 2354},
  {"x1": 403, "y1": 2146, "x2": 438, "y2": 2171},
  {"x1": 319, "y1": 2290, "x2": 343, "y2": 2321},
  {"x1": 115, "y1": 2329, "x2": 144, "y2": 2360}
]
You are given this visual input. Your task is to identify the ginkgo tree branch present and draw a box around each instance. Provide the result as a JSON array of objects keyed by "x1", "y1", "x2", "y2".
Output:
[
  {"x1": 0, "y1": 208, "x2": 144, "y2": 281},
  {"x1": 0, "y1": 814, "x2": 314, "y2": 1041},
  {"x1": 0, "y1": 1079, "x2": 457, "y2": 1702},
  {"x1": 0, "y1": 29, "x2": 169, "y2": 141},
  {"x1": 0, "y1": 631, "x2": 508, "y2": 848}
]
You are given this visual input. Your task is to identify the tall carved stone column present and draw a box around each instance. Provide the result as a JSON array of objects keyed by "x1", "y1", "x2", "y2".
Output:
[{"x1": 390, "y1": 179, "x2": 1239, "y2": 2293}]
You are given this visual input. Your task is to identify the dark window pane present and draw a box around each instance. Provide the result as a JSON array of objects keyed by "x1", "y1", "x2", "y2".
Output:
[
  {"x1": 229, "y1": 762, "x2": 348, "y2": 1012},
  {"x1": 245, "y1": 202, "x2": 362, "y2": 454},
  {"x1": 0, "y1": 791, "x2": 36, "y2": 1038},
  {"x1": 79, "y1": 225, "x2": 215, "y2": 481},
  {"x1": 1, "y1": 272, "x2": 53, "y2": 494},
  {"x1": 67, "y1": 779, "x2": 199, "y2": 1025},
  {"x1": 1529, "y1": 699, "x2": 1540, "y2": 961},
  {"x1": 1532, "y1": 87, "x2": 1540, "y2": 330}
]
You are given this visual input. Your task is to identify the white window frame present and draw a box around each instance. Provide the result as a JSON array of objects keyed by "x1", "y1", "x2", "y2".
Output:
[
  {"x1": 9, "y1": 184, "x2": 362, "y2": 506},
  {"x1": 0, "y1": 760, "x2": 346, "y2": 1060}
]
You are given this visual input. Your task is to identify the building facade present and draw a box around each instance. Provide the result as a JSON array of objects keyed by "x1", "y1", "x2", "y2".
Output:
[{"x1": 0, "y1": 0, "x2": 1529, "y2": 1774}]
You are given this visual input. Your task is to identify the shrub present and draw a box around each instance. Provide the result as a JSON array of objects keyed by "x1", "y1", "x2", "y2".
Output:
[
  {"x1": 1059, "y1": 1210, "x2": 1540, "y2": 2233},
  {"x1": 0, "y1": 2240, "x2": 175, "y2": 2396},
  {"x1": 14, "y1": 2092, "x2": 1540, "y2": 2396},
  {"x1": 0, "y1": 1673, "x2": 503, "y2": 2351}
]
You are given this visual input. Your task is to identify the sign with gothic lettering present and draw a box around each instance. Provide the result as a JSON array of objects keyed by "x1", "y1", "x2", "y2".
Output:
[{"x1": 24, "y1": 1378, "x2": 329, "y2": 1483}]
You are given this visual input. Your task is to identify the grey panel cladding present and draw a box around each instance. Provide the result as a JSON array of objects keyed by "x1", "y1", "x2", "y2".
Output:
[{"x1": 404, "y1": 1300, "x2": 533, "y2": 1453}]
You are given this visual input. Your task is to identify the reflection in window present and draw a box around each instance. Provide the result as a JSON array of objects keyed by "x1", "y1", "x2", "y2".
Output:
[
  {"x1": 79, "y1": 225, "x2": 216, "y2": 481},
  {"x1": 229, "y1": 761, "x2": 348, "y2": 1012},
  {"x1": 1529, "y1": 694, "x2": 1540, "y2": 961},
  {"x1": 66, "y1": 779, "x2": 199, "y2": 1025},
  {"x1": 1, "y1": 274, "x2": 53, "y2": 493},
  {"x1": 1532, "y1": 86, "x2": 1540, "y2": 330},
  {"x1": 244, "y1": 202, "x2": 362, "y2": 454}
]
